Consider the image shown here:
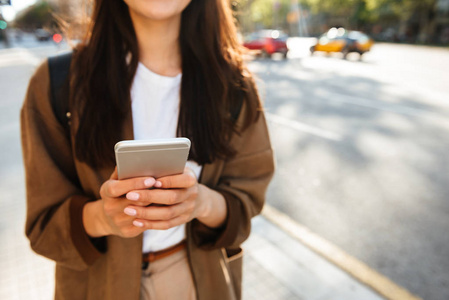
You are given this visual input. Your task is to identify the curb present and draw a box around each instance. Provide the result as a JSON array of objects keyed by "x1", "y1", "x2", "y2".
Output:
[{"x1": 262, "y1": 205, "x2": 423, "y2": 300}]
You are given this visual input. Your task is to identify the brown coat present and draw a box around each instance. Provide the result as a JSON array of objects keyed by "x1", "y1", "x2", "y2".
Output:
[{"x1": 21, "y1": 60, "x2": 274, "y2": 300}]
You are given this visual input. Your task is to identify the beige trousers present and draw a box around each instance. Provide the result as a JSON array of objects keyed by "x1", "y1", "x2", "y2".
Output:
[{"x1": 140, "y1": 248, "x2": 197, "y2": 300}]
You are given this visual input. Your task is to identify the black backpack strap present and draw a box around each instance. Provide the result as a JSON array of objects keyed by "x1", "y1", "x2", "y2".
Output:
[
  {"x1": 48, "y1": 53, "x2": 102, "y2": 249},
  {"x1": 231, "y1": 89, "x2": 244, "y2": 123},
  {"x1": 48, "y1": 52, "x2": 73, "y2": 134}
]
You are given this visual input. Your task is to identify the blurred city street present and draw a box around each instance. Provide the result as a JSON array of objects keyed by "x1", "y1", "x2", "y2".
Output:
[
  {"x1": 1, "y1": 34, "x2": 448, "y2": 300},
  {"x1": 259, "y1": 39, "x2": 449, "y2": 299}
]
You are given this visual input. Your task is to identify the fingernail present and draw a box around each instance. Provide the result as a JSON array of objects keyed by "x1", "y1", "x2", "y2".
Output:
[
  {"x1": 127, "y1": 192, "x2": 140, "y2": 201},
  {"x1": 144, "y1": 178, "x2": 155, "y2": 187},
  {"x1": 133, "y1": 220, "x2": 144, "y2": 227},
  {"x1": 124, "y1": 207, "x2": 137, "y2": 216},
  {"x1": 154, "y1": 181, "x2": 162, "y2": 188}
]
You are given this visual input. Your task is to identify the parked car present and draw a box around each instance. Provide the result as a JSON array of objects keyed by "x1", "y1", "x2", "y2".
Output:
[
  {"x1": 243, "y1": 30, "x2": 289, "y2": 58},
  {"x1": 35, "y1": 29, "x2": 52, "y2": 41},
  {"x1": 310, "y1": 28, "x2": 373, "y2": 59}
]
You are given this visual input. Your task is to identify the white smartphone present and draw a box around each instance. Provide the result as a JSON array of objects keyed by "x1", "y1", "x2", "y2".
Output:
[{"x1": 114, "y1": 138, "x2": 191, "y2": 180}]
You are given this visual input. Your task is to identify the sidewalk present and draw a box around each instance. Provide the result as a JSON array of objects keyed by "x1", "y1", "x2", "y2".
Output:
[
  {"x1": 242, "y1": 213, "x2": 384, "y2": 300},
  {"x1": 0, "y1": 169, "x2": 383, "y2": 300}
]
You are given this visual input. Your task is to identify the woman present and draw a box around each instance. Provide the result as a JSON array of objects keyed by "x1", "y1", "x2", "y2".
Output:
[{"x1": 21, "y1": 0, "x2": 274, "y2": 299}]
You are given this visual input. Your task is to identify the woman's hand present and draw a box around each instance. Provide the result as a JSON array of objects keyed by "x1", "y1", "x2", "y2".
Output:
[
  {"x1": 123, "y1": 168, "x2": 228, "y2": 230},
  {"x1": 83, "y1": 168, "x2": 157, "y2": 238},
  {"x1": 83, "y1": 167, "x2": 228, "y2": 238}
]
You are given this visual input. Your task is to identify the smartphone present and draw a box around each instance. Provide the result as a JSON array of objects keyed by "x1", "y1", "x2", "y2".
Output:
[{"x1": 114, "y1": 138, "x2": 191, "y2": 180}]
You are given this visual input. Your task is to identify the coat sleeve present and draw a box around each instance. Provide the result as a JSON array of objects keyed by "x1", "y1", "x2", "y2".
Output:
[
  {"x1": 191, "y1": 106, "x2": 275, "y2": 250},
  {"x1": 21, "y1": 61, "x2": 103, "y2": 270}
]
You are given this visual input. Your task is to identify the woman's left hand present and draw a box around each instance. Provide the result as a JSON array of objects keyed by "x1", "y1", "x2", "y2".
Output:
[{"x1": 122, "y1": 168, "x2": 225, "y2": 230}]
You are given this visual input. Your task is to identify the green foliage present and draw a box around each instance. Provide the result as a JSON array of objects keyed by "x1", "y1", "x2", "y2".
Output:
[
  {"x1": 365, "y1": 0, "x2": 437, "y2": 31},
  {"x1": 14, "y1": 1, "x2": 57, "y2": 30},
  {"x1": 235, "y1": 0, "x2": 438, "y2": 34},
  {"x1": 249, "y1": 0, "x2": 292, "y2": 28},
  {"x1": 238, "y1": 0, "x2": 374, "y2": 30},
  {"x1": 306, "y1": 0, "x2": 356, "y2": 15}
]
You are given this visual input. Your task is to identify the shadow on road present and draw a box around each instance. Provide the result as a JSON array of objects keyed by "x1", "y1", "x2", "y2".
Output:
[{"x1": 250, "y1": 56, "x2": 449, "y2": 300}]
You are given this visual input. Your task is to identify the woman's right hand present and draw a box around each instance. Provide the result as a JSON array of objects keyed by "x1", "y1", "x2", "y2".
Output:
[{"x1": 83, "y1": 168, "x2": 156, "y2": 238}]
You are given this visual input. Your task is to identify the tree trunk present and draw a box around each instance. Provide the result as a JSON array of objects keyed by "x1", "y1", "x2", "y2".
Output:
[{"x1": 418, "y1": 0, "x2": 437, "y2": 43}]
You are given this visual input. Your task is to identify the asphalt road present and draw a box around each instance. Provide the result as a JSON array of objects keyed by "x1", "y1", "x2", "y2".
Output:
[
  {"x1": 1, "y1": 38, "x2": 448, "y2": 300},
  {"x1": 253, "y1": 40, "x2": 449, "y2": 300}
]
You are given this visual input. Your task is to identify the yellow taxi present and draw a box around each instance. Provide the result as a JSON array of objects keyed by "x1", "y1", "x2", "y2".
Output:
[{"x1": 310, "y1": 27, "x2": 374, "y2": 58}]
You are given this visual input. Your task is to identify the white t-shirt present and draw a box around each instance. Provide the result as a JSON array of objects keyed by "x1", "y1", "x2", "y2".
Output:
[{"x1": 131, "y1": 62, "x2": 202, "y2": 253}]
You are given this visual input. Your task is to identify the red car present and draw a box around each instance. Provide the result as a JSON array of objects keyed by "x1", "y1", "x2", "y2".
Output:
[{"x1": 243, "y1": 30, "x2": 289, "y2": 58}]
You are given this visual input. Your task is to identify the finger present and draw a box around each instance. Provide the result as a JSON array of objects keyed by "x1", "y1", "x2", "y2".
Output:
[
  {"x1": 126, "y1": 188, "x2": 187, "y2": 205},
  {"x1": 132, "y1": 215, "x2": 190, "y2": 230},
  {"x1": 155, "y1": 169, "x2": 197, "y2": 189},
  {"x1": 124, "y1": 202, "x2": 192, "y2": 221},
  {"x1": 104, "y1": 176, "x2": 156, "y2": 198}
]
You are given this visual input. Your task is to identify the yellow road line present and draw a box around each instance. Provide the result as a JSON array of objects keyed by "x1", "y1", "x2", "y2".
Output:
[{"x1": 262, "y1": 205, "x2": 423, "y2": 300}]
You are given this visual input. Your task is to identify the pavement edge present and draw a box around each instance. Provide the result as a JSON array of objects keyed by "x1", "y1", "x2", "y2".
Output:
[{"x1": 261, "y1": 205, "x2": 423, "y2": 300}]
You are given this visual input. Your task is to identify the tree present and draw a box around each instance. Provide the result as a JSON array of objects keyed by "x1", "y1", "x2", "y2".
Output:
[
  {"x1": 234, "y1": 0, "x2": 441, "y2": 42},
  {"x1": 235, "y1": 0, "x2": 294, "y2": 32},
  {"x1": 366, "y1": 0, "x2": 437, "y2": 42},
  {"x1": 304, "y1": 0, "x2": 372, "y2": 29},
  {"x1": 14, "y1": 1, "x2": 57, "y2": 31}
]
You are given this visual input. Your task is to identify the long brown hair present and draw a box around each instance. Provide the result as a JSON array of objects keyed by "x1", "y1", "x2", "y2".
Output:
[{"x1": 71, "y1": 0, "x2": 260, "y2": 168}]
